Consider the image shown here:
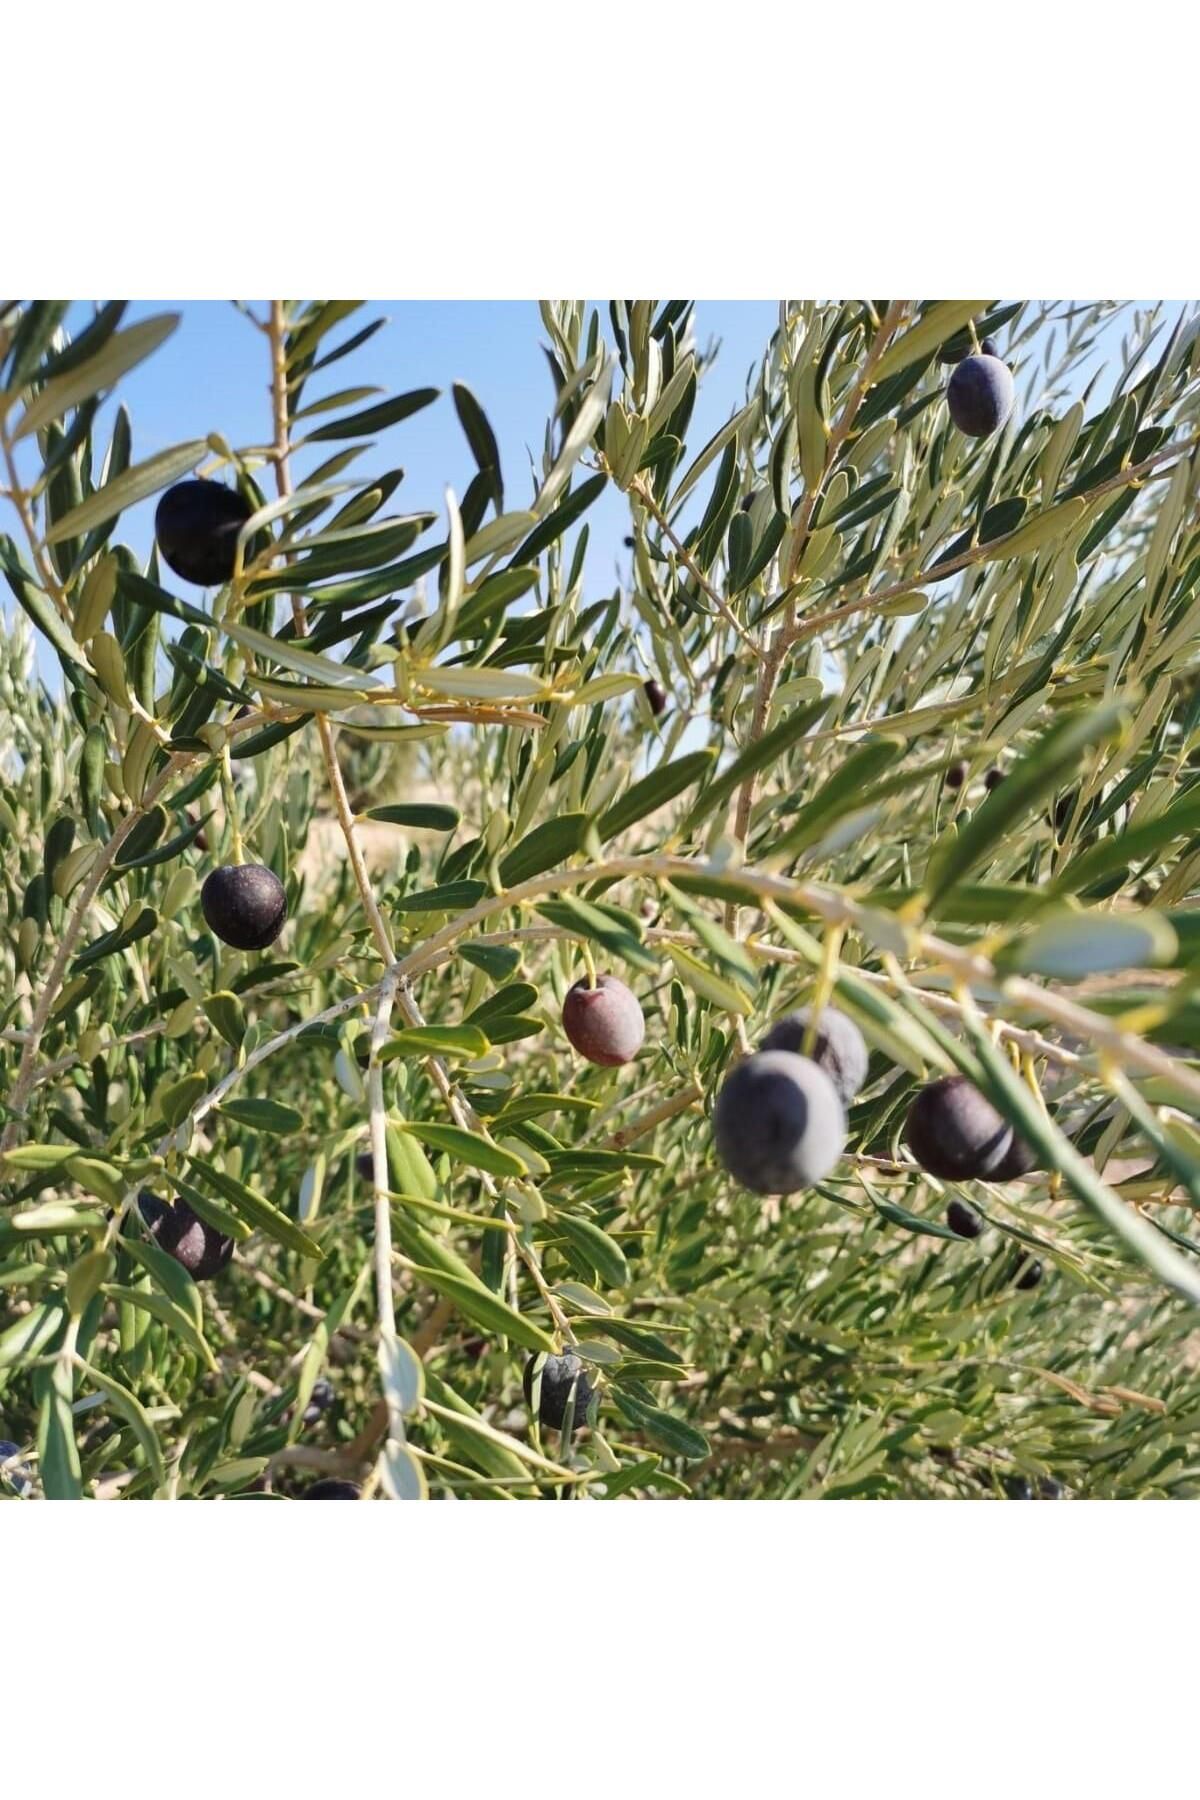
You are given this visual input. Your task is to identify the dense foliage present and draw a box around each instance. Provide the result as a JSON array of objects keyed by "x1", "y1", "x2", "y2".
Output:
[{"x1": 3, "y1": 297, "x2": 1200, "y2": 1500}]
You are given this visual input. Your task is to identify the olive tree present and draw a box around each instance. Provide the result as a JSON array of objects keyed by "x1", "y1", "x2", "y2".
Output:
[{"x1": 3, "y1": 297, "x2": 1200, "y2": 1500}]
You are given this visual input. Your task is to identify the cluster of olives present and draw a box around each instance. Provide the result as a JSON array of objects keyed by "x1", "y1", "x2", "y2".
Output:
[{"x1": 712, "y1": 1007, "x2": 866, "y2": 1195}]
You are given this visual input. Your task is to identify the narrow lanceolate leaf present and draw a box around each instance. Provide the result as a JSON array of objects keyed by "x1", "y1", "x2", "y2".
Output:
[
  {"x1": 683, "y1": 695, "x2": 831, "y2": 831},
  {"x1": 612, "y1": 1391, "x2": 710, "y2": 1460},
  {"x1": 379, "y1": 1025, "x2": 490, "y2": 1062},
  {"x1": 75, "y1": 1357, "x2": 166, "y2": 1487},
  {"x1": 664, "y1": 943, "x2": 753, "y2": 1015},
  {"x1": 407, "y1": 1267, "x2": 555, "y2": 1356},
  {"x1": 398, "y1": 1122, "x2": 527, "y2": 1180},
  {"x1": 957, "y1": 1012, "x2": 1200, "y2": 1309},
  {"x1": 868, "y1": 302, "x2": 991, "y2": 387},
  {"x1": 453, "y1": 381, "x2": 503, "y2": 511},
  {"x1": 536, "y1": 360, "x2": 615, "y2": 515},
  {"x1": 498, "y1": 813, "x2": 594, "y2": 886},
  {"x1": 43, "y1": 441, "x2": 208, "y2": 543},
  {"x1": 414, "y1": 666, "x2": 545, "y2": 702},
  {"x1": 219, "y1": 1098, "x2": 304, "y2": 1135},
  {"x1": 536, "y1": 895, "x2": 659, "y2": 973},
  {"x1": 15, "y1": 314, "x2": 180, "y2": 440},
  {"x1": 551, "y1": 1211, "x2": 630, "y2": 1287},
  {"x1": 923, "y1": 700, "x2": 1129, "y2": 910},
  {"x1": 997, "y1": 909, "x2": 1178, "y2": 979},
  {"x1": 304, "y1": 388, "x2": 439, "y2": 441},
  {"x1": 185, "y1": 1161, "x2": 324, "y2": 1261},
  {"x1": 364, "y1": 803, "x2": 460, "y2": 831},
  {"x1": 597, "y1": 748, "x2": 717, "y2": 841},
  {"x1": 103, "y1": 1284, "x2": 218, "y2": 1370}
]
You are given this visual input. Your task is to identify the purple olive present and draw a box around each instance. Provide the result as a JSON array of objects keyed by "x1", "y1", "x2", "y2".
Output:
[
  {"x1": 201, "y1": 863, "x2": 287, "y2": 951},
  {"x1": 947, "y1": 353, "x2": 1014, "y2": 439},
  {"x1": 138, "y1": 1191, "x2": 234, "y2": 1282},
  {"x1": 562, "y1": 973, "x2": 645, "y2": 1067},
  {"x1": 760, "y1": 1006, "x2": 868, "y2": 1109},
  {"x1": 713, "y1": 1049, "x2": 846, "y2": 1195},
  {"x1": 524, "y1": 1352, "x2": 595, "y2": 1434},
  {"x1": 904, "y1": 1076, "x2": 1013, "y2": 1181},
  {"x1": 643, "y1": 679, "x2": 669, "y2": 717},
  {"x1": 155, "y1": 479, "x2": 253, "y2": 588}
]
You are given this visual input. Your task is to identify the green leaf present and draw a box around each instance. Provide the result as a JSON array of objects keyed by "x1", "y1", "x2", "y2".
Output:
[
  {"x1": 407, "y1": 1266, "x2": 555, "y2": 1354},
  {"x1": 869, "y1": 1195, "x2": 964, "y2": 1241},
  {"x1": 394, "y1": 880, "x2": 487, "y2": 914},
  {"x1": 512, "y1": 473, "x2": 607, "y2": 565},
  {"x1": 459, "y1": 941, "x2": 522, "y2": 980},
  {"x1": 44, "y1": 441, "x2": 208, "y2": 544},
  {"x1": 869, "y1": 302, "x2": 991, "y2": 387},
  {"x1": 453, "y1": 381, "x2": 503, "y2": 512},
  {"x1": 997, "y1": 908, "x2": 1178, "y2": 978},
  {"x1": 220, "y1": 1098, "x2": 304, "y2": 1135},
  {"x1": 664, "y1": 942, "x2": 753, "y2": 1015},
  {"x1": 923, "y1": 700, "x2": 1128, "y2": 910},
  {"x1": 185, "y1": 1161, "x2": 323, "y2": 1261},
  {"x1": 378, "y1": 1025, "x2": 490, "y2": 1061},
  {"x1": 612, "y1": 1391, "x2": 709, "y2": 1460},
  {"x1": 15, "y1": 314, "x2": 180, "y2": 440},
  {"x1": 682, "y1": 695, "x2": 831, "y2": 831},
  {"x1": 75, "y1": 1356, "x2": 166, "y2": 1487},
  {"x1": 158, "y1": 1072, "x2": 208, "y2": 1130},
  {"x1": 551, "y1": 1211, "x2": 630, "y2": 1287},
  {"x1": 37, "y1": 1358, "x2": 82, "y2": 1499},
  {"x1": 398, "y1": 1122, "x2": 527, "y2": 1180},
  {"x1": 0, "y1": 1299, "x2": 65, "y2": 1370},
  {"x1": 956, "y1": 1013, "x2": 1200, "y2": 1308},
  {"x1": 103, "y1": 1283, "x2": 218, "y2": 1371},
  {"x1": 597, "y1": 749, "x2": 717, "y2": 841},
  {"x1": 535, "y1": 895, "x2": 658, "y2": 974},
  {"x1": 203, "y1": 991, "x2": 246, "y2": 1050},
  {"x1": 304, "y1": 388, "x2": 439, "y2": 441},
  {"x1": 498, "y1": 813, "x2": 594, "y2": 885},
  {"x1": 364, "y1": 803, "x2": 460, "y2": 831}
]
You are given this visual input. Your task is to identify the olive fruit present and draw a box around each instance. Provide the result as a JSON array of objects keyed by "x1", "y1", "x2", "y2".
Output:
[
  {"x1": 524, "y1": 1352, "x2": 594, "y2": 1434},
  {"x1": 1009, "y1": 1252, "x2": 1044, "y2": 1291},
  {"x1": 643, "y1": 678, "x2": 669, "y2": 716},
  {"x1": 947, "y1": 353, "x2": 1015, "y2": 439},
  {"x1": 985, "y1": 767, "x2": 1006, "y2": 791},
  {"x1": 904, "y1": 1076, "x2": 1012, "y2": 1181},
  {"x1": 302, "y1": 1379, "x2": 335, "y2": 1425},
  {"x1": 201, "y1": 863, "x2": 287, "y2": 951},
  {"x1": 138, "y1": 1191, "x2": 234, "y2": 1282},
  {"x1": 760, "y1": 1006, "x2": 868, "y2": 1109},
  {"x1": 0, "y1": 1439, "x2": 30, "y2": 1495},
  {"x1": 713, "y1": 1049, "x2": 846, "y2": 1195},
  {"x1": 304, "y1": 1479, "x2": 361, "y2": 1499},
  {"x1": 155, "y1": 479, "x2": 253, "y2": 588},
  {"x1": 562, "y1": 973, "x2": 645, "y2": 1067},
  {"x1": 945, "y1": 1198, "x2": 983, "y2": 1239},
  {"x1": 945, "y1": 761, "x2": 966, "y2": 791},
  {"x1": 992, "y1": 1132, "x2": 1039, "y2": 1180}
]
